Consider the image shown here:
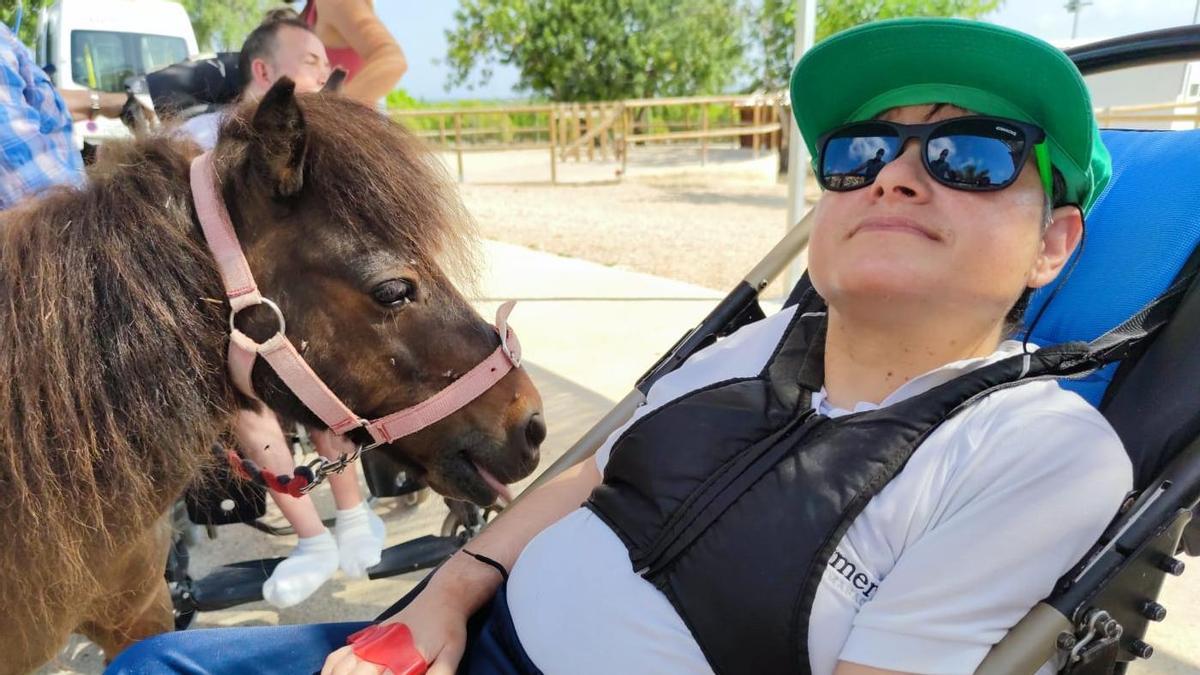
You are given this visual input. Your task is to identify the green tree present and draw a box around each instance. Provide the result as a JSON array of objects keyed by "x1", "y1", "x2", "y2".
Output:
[
  {"x1": 445, "y1": 0, "x2": 747, "y2": 101},
  {"x1": 749, "y1": 0, "x2": 1003, "y2": 91},
  {"x1": 1, "y1": 0, "x2": 52, "y2": 48},
  {"x1": 179, "y1": 0, "x2": 280, "y2": 52}
]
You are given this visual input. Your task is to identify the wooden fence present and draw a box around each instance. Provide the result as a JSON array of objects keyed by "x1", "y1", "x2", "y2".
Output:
[
  {"x1": 1094, "y1": 100, "x2": 1200, "y2": 127},
  {"x1": 390, "y1": 94, "x2": 786, "y2": 183},
  {"x1": 389, "y1": 95, "x2": 1200, "y2": 183}
]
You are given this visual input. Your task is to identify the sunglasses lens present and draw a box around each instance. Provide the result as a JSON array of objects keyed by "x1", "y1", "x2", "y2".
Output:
[
  {"x1": 821, "y1": 123, "x2": 901, "y2": 190},
  {"x1": 927, "y1": 119, "x2": 1027, "y2": 189}
]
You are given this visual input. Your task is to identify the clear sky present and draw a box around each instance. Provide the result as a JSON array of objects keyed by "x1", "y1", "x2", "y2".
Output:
[
  {"x1": 374, "y1": 2, "x2": 520, "y2": 102},
  {"x1": 378, "y1": 0, "x2": 1200, "y2": 102}
]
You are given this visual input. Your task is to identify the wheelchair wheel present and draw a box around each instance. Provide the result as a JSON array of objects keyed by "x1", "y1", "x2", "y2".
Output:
[
  {"x1": 165, "y1": 530, "x2": 198, "y2": 631},
  {"x1": 403, "y1": 487, "x2": 431, "y2": 508},
  {"x1": 174, "y1": 605, "x2": 197, "y2": 631},
  {"x1": 440, "y1": 500, "x2": 496, "y2": 539}
]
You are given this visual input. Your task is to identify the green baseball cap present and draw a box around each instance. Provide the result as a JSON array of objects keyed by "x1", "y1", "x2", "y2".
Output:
[{"x1": 790, "y1": 17, "x2": 1111, "y2": 214}]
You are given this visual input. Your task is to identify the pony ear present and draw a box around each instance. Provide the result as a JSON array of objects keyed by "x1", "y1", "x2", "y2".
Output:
[
  {"x1": 322, "y1": 67, "x2": 347, "y2": 93},
  {"x1": 251, "y1": 77, "x2": 308, "y2": 198}
]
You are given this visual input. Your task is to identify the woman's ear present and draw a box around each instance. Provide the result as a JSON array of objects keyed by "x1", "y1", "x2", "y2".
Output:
[{"x1": 1028, "y1": 205, "x2": 1084, "y2": 289}]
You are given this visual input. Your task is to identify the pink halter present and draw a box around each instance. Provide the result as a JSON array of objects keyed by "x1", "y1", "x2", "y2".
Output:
[{"x1": 190, "y1": 151, "x2": 522, "y2": 451}]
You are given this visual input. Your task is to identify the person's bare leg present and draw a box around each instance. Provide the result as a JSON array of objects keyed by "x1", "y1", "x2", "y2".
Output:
[
  {"x1": 311, "y1": 430, "x2": 386, "y2": 577},
  {"x1": 235, "y1": 408, "x2": 337, "y2": 607},
  {"x1": 237, "y1": 408, "x2": 326, "y2": 536}
]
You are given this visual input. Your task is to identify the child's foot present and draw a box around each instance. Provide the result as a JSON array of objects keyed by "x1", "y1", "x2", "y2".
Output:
[
  {"x1": 261, "y1": 530, "x2": 339, "y2": 608},
  {"x1": 335, "y1": 502, "x2": 386, "y2": 578}
]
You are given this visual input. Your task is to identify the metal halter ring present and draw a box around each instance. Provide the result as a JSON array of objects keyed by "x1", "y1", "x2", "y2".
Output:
[
  {"x1": 229, "y1": 297, "x2": 287, "y2": 338},
  {"x1": 499, "y1": 326, "x2": 521, "y2": 368}
]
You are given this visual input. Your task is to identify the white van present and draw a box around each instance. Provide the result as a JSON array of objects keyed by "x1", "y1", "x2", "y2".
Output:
[{"x1": 35, "y1": 0, "x2": 199, "y2": 145}]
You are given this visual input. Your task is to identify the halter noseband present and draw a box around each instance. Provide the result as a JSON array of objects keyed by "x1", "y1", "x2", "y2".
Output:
[{"x1": 189, "y1": 151, "x2": 522, "y2": 493}]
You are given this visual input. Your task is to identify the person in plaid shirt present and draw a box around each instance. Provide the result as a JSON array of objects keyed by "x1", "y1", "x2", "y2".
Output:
[{"x1": 0, "y1": 22, "x2": 83, "y2": 210}]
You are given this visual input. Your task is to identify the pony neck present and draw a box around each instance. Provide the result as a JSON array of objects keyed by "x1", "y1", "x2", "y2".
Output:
[{"x1": 0, "y1": 137, "x2": 237, "y2": 601}]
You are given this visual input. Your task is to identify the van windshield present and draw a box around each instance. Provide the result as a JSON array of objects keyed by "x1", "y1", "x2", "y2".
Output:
[{"x1": 71, "y1": 30, "x2": 188, "y2": 92}]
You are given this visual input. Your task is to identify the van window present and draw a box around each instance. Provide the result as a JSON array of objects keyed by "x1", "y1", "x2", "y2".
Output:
[{"x1": 70, "y1": 30, "x2": 188, "y2": 92}]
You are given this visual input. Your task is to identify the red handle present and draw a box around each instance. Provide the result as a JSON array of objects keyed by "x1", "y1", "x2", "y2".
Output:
[{"x1": 347, "y1": 623, "x2": 428, "y2": 675}]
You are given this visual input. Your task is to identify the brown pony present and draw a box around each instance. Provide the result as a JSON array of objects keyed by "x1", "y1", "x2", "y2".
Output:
[{"x1": 0, "y1": 81, "x2": 544, "y2": 673}]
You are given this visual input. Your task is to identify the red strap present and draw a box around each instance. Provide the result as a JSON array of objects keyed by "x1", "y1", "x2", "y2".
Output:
[
  {"x1": 224, "y1": 449, "x2": 312, "y2": 498},
  {"x1": 348, "y1": 623, "x2": 428, "y2": 675}
]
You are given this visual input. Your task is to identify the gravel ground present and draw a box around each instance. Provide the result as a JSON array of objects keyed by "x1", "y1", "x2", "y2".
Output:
[{"x1": 461, "y1": 175, "x2": 799, "y2": 295}]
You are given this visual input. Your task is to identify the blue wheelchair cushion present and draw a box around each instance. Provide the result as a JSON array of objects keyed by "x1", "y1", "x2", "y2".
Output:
[{"x1": 1026, "y1": 128, "x2": 1200, "y2": 406}]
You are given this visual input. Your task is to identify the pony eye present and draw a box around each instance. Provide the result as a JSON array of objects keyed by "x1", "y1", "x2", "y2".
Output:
[{"x1": 371, "y1": 279, "x2": 415, "y2": 307}]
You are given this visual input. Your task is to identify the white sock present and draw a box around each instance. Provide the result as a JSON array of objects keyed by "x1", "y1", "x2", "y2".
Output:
[
  {"x1": 335, "y1": 502, "x2": 386, "y2": 578},
  {"x1": 261, "y1": 530, "x2": 338, "y2": 609}
]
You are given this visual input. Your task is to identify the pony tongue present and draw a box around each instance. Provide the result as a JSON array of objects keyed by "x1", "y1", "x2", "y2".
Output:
[{"x1": 473, "y1": 462, "x2": 514, "y2": 507}]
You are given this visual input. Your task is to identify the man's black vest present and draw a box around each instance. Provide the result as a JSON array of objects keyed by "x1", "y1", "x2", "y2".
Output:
[{"x1": 586, "y1": 307, "x2": 1094, "y2": 675}]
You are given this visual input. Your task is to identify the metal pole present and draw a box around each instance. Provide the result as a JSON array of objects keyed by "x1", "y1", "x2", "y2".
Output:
[
  {"x1": 784, "y1": 0, "x2": 817, "y2": 296},
  {"x1": 1194, "y1": 0, "x2": 1199, "y2": 24},
  {"x1": 1066, "y1": 0, "x2": 1092, "y2": 40}
]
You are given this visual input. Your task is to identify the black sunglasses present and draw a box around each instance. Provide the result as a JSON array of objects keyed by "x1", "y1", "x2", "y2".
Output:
[{"x1": 817, "y1": 116, "x2": 1052, "y2": 197}]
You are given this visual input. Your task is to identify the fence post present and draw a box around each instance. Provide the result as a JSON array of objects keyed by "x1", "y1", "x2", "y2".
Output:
[
  {"x1": 598, "y1": 103, "x2": 610, "y2": 160},
  {"x1": 772, "y1": 99, "x2": 783, "y2": 152},
  {"x1": 549, "y1": 106, "x2": 558, "y2": 184},
  {"x1": 573, "y1": 103, "x2": 583, "y2": 161},
  {"x1": 438, "y1": 116, "x2": 446, "y2": 147},
  {"x1": 752, "y1": 103, "x2": 762, "y2": 157},
  {"x1": 701, "y1": 104, "x2": 709, "y2": 166},
  {"x1": 583, "y1": 103, "x2": 593, "y2": 161},
  {"x1": 454, "y1": 112, "x2": 464, "y2": 182},
  {"x1": 621, "y1": 102, "x2": 630, "y2": 178},
  {"x1": 502, "y1": 112, "x2": 512, "y2": 145}
]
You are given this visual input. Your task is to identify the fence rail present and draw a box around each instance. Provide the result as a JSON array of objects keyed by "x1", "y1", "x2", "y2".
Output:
[
  {"x1": 389, "y1": 94, "x2": 785, "y2": 183},
  {"x1": 387, "y1": 94, "x2": 1200, "y2": 183}
]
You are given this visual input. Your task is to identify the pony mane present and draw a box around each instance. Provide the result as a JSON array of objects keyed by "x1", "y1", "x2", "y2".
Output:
[
  {"x1": 218, "y1": 93, "x2": 481, "y2": 292},
  {"x1": 0, "y1": 93, "x2": 481, "y2": 628},
  {"x1": 0, "y1": 135, "x2": 232, "y2": 625}
]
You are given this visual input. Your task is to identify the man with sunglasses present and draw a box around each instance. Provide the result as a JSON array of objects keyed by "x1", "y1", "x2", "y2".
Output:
[{"x1": 111, "y1": 18, "x2": 1130, "y2": 675}]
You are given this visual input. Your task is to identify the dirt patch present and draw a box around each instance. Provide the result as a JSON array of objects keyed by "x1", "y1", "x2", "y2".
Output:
[{"x1": 461, "y1": 176, "x2": 796, "y2": 295}]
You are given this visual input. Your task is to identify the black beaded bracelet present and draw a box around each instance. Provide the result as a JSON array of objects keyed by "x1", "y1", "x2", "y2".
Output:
[{"x1": 461, "y1": 548, "x2": 509, "y2": 582}]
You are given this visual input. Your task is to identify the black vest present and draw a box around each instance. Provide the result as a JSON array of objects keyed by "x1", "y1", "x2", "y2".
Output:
[{"x1": 586, "y1": 308, "x2": 1092, "y2": 675}]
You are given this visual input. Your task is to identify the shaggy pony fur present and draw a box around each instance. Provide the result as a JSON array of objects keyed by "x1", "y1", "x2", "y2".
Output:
[{"x1": 0, "y1": 90, "x2": 484, "y2": 671}]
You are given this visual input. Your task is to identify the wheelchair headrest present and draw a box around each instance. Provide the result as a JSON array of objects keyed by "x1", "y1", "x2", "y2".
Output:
[{"x1": 1025, "y1": 128, "x2": 1200, "y2": 407}]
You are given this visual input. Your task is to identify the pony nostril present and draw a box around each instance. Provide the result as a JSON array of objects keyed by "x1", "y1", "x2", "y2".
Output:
[{"x1": 525, "y1": 412, "x2": 547, "y2": 450}]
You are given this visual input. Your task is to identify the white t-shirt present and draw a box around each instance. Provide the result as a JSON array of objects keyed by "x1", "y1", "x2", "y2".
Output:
[
  {"x1": 506, "y1": 306, "x2": 1132, "y2": 675},
  {"x1": 178, "y1": 111, "x2": 223, "y2": 151}
]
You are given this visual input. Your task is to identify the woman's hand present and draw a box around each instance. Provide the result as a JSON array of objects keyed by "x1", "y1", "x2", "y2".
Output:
[
  {"x1": 321, "y1": 595, "x2": 467, "y2": 675},
  {"x1": 321, "y1": 552, "x2": 502, "y2": 675}
]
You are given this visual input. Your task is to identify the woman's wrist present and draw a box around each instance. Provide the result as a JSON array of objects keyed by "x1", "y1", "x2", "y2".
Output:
[{"x1": 426, "y1": 549, "x2": 507, "y2": 615}]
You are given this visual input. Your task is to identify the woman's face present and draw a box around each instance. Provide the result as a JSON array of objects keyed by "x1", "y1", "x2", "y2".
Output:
[{"x1": 807, "y1": 104, "x2": 1080, "y2": 330}]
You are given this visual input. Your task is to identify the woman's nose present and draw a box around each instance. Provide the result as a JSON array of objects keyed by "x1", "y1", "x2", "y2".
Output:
[{"x1": 872, "y1": 140, "x2": 931, "y2": 201}]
